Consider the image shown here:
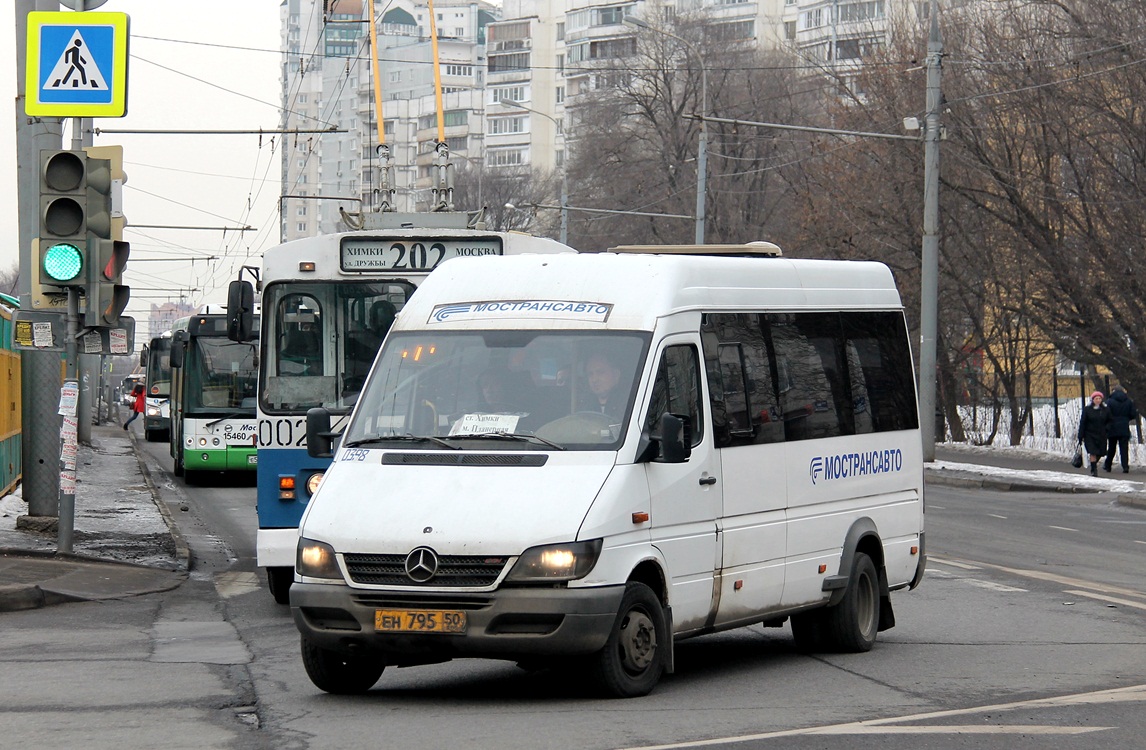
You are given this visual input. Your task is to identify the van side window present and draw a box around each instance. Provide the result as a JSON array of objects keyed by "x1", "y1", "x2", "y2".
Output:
[
  {"x1": 767, "y1": 313, "x2": 846, "y2": 440},
  {"x1": 644, "y1": 345, "x2": 704, "y2": 447},
  {"x1": 702, "y1": 314, "x2": 783, "y2": 447},
  {"x1": 841, "y1": 312, "x2": 919, "y2": 432}
]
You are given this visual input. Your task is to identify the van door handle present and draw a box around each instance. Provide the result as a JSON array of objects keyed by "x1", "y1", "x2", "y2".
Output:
[{"x1": 699, "y1": 476, "x2": 717, "y2": 486}]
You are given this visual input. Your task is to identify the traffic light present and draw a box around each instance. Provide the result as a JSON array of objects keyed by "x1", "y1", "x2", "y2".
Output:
[
  {"x1": 38, "y1": 149, "x2": 95, "y2": 287},
  {"x1": 86, "y1": 238, "x2": 131, "y2": 327},
  {"x1": 83, "y1": 145, "x2": 128, "y2": 327}
]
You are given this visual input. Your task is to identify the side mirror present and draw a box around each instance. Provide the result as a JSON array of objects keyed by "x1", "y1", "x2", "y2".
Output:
[
  {"x1": 169, "y1": 331, "x2": 187, "y2": 368},
  {"x1": 227, "y1": 280, "x2": 255, "y2": 342},
  {"x1": 139, "y1": 345, "x2": 149, "y2": 368},
  {"x1": 658, "y1": 413, "x2": 692, "y2": 463},
  {"x1": 306, "y1": 407, "x2": 335, "y2": 458}
]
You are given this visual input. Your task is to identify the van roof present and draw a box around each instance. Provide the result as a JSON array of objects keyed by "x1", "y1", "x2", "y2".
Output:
[{"x1": 397, "y1": 251, "x2": 903, "y2": 332}]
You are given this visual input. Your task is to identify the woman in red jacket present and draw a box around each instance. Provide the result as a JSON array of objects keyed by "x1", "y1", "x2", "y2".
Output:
[{"x1": 123, "y1": 383, "x2": 145, "y2": 430}]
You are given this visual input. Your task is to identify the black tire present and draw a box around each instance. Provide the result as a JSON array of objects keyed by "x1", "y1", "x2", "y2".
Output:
[
  {"x1": 267, "y1": 567, "x2": 293, "y2": 605},
  {"x1": 590, "y1": 582, "x2": 666, "y2": 698},
  {"x1": 300, "y1": 636, "x2": 385, "y2": 694},
  {"x1": 173, "y1": 452, "x2": 184, "y2": 477},
  {"x1": 822, "y1": 552, "x2": 880, "y2": 652},
  {"x1": 145, "y1": 429, "x2": 157, "y2": 443}
]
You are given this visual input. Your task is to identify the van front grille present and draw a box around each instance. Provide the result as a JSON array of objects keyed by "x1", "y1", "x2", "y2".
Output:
[{"x1": 344, "y1": 553, "x2": 508, "y2": 587}]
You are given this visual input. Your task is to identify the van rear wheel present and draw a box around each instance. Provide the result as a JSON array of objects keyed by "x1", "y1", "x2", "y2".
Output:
[
  {"x1": 300, "y1": 636, "x2": 385, "y2": 694},
  {"x1": 793, "y1": 552, "x2": 879, "y2": 654},
  {"x1": 590, "y1": 582, "x2": 666, "y2": 698},
  {"x1": 824, "y1": 552, "x2": 879, "y2": 652}
]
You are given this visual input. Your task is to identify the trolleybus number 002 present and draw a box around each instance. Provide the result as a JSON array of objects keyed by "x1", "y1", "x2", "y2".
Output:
[
  {"x1": 259, "y1": 418, "x2": 307, "y2": 448},
  {"x1": 340, "y1": 238, "x2": 502, "y2": 272}
]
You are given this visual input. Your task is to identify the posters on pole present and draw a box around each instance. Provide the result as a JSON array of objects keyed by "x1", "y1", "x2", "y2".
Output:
[{"x1": 58, "y1": 381, "x2": 79, "y2": 416}]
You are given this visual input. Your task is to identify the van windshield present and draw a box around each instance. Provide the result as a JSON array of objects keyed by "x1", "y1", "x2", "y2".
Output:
[{"x1": 345, "y1": 331, "x2": 650, "y2": 450}]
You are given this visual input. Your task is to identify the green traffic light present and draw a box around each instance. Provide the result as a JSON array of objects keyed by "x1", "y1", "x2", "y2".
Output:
[{"x1": 43, "y1": 242, "x2": 83, "y2": 282}]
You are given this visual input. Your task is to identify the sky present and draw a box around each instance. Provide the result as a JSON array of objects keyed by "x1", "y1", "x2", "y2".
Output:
[{"x1": 2, "y1": 1, "x2": 284, "y2": 323}]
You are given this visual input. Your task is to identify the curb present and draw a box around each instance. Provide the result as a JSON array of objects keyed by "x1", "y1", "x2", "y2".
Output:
[
  {"x1": 1116, "y1": 493, "x2": 1146, "y2": 510},
  {"x1": 125, "y1": 430, "x2": 191, "y2": 573},
  {"x1": 926, "y1": 471, "x2": 1102, "y2": 494}
]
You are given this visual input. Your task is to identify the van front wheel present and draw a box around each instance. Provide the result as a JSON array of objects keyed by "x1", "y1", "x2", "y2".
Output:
[
  {"x1": 300, "y1": 636, "x2": 385, "y2": 694},
  {"x1": 591, "y1": 582, "x2": 666, "y2": 698}
]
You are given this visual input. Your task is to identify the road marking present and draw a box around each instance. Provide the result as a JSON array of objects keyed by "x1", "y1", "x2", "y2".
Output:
[
  {"x1": 960, "y1": 578, "x2": 1026, "y2": 593},
  {"x1": 987, "y1": 513, "x2": 1007, "y2": 519},
  {"x1": 811, "y1": 725, "x2": 1106, "y2": 735},
  {"x1": 935, "y1": 556, "x2": 1146, "y2": 599},
  {"x1": 929, "y1": 556, "x2": 980, "y2": 570},
  {"x1": 1062, "y1": 589, "x2": 1146, "y2": 612},
  {"x1": 1048, "y1": 525, "x2": 1078, "y2": 532},
  {"x1": 1135, "y1": 540, "x2": 1146, "y2": 545},
  {"x1": 616, "y1": 684, "x2": 1146, "y2": 749}
]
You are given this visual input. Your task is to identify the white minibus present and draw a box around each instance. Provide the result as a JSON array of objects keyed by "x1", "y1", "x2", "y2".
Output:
[{"x1": 292, "y1": 244, "x2": 926, "y2": 697}]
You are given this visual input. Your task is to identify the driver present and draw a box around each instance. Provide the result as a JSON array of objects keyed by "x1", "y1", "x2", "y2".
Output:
[{"x1": 581, "y1": 351, "x2": 625, "y2": 420}]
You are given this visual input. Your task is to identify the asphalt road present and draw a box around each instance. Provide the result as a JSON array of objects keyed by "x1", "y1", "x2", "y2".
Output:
[{"x1": 9, "y1": 446, "x2": 1146, "y2": 750}]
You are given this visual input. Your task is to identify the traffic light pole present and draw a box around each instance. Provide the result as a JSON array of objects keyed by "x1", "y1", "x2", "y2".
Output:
[{"x1": 15, "y1": 0, "x2": 64, "y2": 521}]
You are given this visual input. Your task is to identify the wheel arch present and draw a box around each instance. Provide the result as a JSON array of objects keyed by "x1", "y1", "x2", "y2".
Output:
[{"x1": 825, "y1": 516, "x2": 896, "y2": 631}]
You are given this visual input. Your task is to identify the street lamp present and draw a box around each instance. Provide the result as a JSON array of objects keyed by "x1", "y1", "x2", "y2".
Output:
[
  {"x1": 624, "y1": 16, "x2": 707, "y2": 245},
  {"x1": 497, "y1": 99, "x2": 568, "y2": 245}
]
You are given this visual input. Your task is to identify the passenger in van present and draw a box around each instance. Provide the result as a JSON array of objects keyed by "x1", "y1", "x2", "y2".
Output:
[
  {"x1": 581, "y1": 351, "x2": 625, "y2": 420},
  {"x1": 476, "y1": 368, "x2": 518, "y2": 413}
]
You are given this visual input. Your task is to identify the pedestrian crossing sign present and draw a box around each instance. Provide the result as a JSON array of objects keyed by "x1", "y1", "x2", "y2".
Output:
[{"x1": 26, "y1": 11, "x2": 129, "y2": 117}]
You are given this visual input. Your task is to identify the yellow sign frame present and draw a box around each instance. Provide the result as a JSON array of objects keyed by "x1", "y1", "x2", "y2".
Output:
[{"x1": 25, "y1": 11, "x2": 129, "y2": 118}]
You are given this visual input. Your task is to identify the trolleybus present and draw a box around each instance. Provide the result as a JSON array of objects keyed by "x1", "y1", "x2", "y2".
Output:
[
  {"x1": 169, "y1": 307, "x2": 260, "y2": 484},
  {"x1": 142, "y1": 332, "x2": 173, "y2": 443}
]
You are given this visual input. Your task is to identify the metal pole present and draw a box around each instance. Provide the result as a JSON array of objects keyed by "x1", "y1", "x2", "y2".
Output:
[
  {"x1": 560, "y1": 167, "x2": 568, "y2": 246},
  {"x1": 695, "y1": 64, "x2": 707, "y2": 245},
  {"x1": 918, "y1": 1, "x2": 942, "y2": 461},
  {"x1": 59, "y1": 289, "x2": 80, "y2": 554},
  {"x1": 16, "y1": 0, "x2": 65, "y2": 519}
]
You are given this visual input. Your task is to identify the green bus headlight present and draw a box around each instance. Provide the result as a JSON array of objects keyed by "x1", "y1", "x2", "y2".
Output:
[{"x1": 42, "y1": 242, "x2": 83, "y2": 282}]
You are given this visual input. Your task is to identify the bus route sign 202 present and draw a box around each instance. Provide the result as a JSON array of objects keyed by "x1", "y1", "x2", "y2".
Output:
[{"x1": 340, "y1": 236, "x2": 503, "y2": 273}]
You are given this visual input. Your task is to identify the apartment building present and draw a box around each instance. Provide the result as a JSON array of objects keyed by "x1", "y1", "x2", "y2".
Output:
[{"x1": 280, "y1": 0, "x2": 910, "y2": 237}]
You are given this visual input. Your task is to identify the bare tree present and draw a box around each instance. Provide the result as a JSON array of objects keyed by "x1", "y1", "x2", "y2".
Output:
[
  {"x1": 451, "y1": 162, "x2": 560, "y2": 235},
  {"x1": 566, "y1": 15, "x2": 813, "y2": 251}
]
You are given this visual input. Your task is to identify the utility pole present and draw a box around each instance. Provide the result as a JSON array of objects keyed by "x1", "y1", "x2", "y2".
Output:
[
  {"x1": 918, "y1": 0, "x2": 943, "y2": 461},
  {"x1": 15, "y1": 0, "x2": 65, "y2": 520}
]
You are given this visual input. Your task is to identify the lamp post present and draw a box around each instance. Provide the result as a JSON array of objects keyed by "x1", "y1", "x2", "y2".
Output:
[
  {"x1": 498, "y1": 99, "x2": 568, "y2": 245},
  {"x1": 624, "y1": 16, "x2": 707, "y2": 245}
]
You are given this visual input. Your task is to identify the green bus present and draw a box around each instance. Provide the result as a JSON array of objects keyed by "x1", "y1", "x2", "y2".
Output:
[{"x1": 169, "y1": 308, "x2": 260, "y2": 483}]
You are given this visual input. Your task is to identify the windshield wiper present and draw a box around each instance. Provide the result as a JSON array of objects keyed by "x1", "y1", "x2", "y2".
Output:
[
  {"x1": 463, "y1": 432, "x2": 565, "y2": 450},
  {"x1": 205, "y1": 411, "x2": 252, "y2": 428},
  {"x1": 343, "y1": 434, "x2": 459, "y2": 450}
]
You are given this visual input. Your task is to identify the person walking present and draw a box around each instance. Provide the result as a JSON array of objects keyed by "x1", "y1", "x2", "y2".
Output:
[
  {"x1": 1078, "y1": 390, "x2": 1111, "y2": 476},
  {"x1": 123, "y1": 383, "x2": 145, "y2": 430},
  {"x1": 1103, "y1": 384, "x2": 1138, "y2": 473}
]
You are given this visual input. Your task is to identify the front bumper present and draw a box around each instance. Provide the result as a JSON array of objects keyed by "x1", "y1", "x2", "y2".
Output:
[
  {"x1": 182, "y1": 446, "x2": 257, "y2": 471},
  {"x1": 291, "y1": 581, "x2": 625, "y2": 665}
]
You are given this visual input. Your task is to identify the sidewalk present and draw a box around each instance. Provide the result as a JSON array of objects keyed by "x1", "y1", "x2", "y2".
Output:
[
  {"x1": 0, "y1": 421, "x2": 189, "y2": 612},
  {"x1": 1, "y1": 430, "x2": 1145, "y2": 613}
]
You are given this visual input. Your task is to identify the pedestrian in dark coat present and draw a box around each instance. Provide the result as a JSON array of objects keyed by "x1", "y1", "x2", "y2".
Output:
[
  {"x1": 1103, "y1": 384, "x2": 1138, "y2": 473},
  {"x1": 1078, "y1": 390, "x2": 1111, "y2": 476}
]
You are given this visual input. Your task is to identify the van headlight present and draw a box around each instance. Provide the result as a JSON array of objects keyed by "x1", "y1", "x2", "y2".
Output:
[
  {"x1": 296, "y1": 538, "x2": 343, "y2": 580},
  {"x1": 505, "y1": 539, "x2": 602, "y2": 583}
]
